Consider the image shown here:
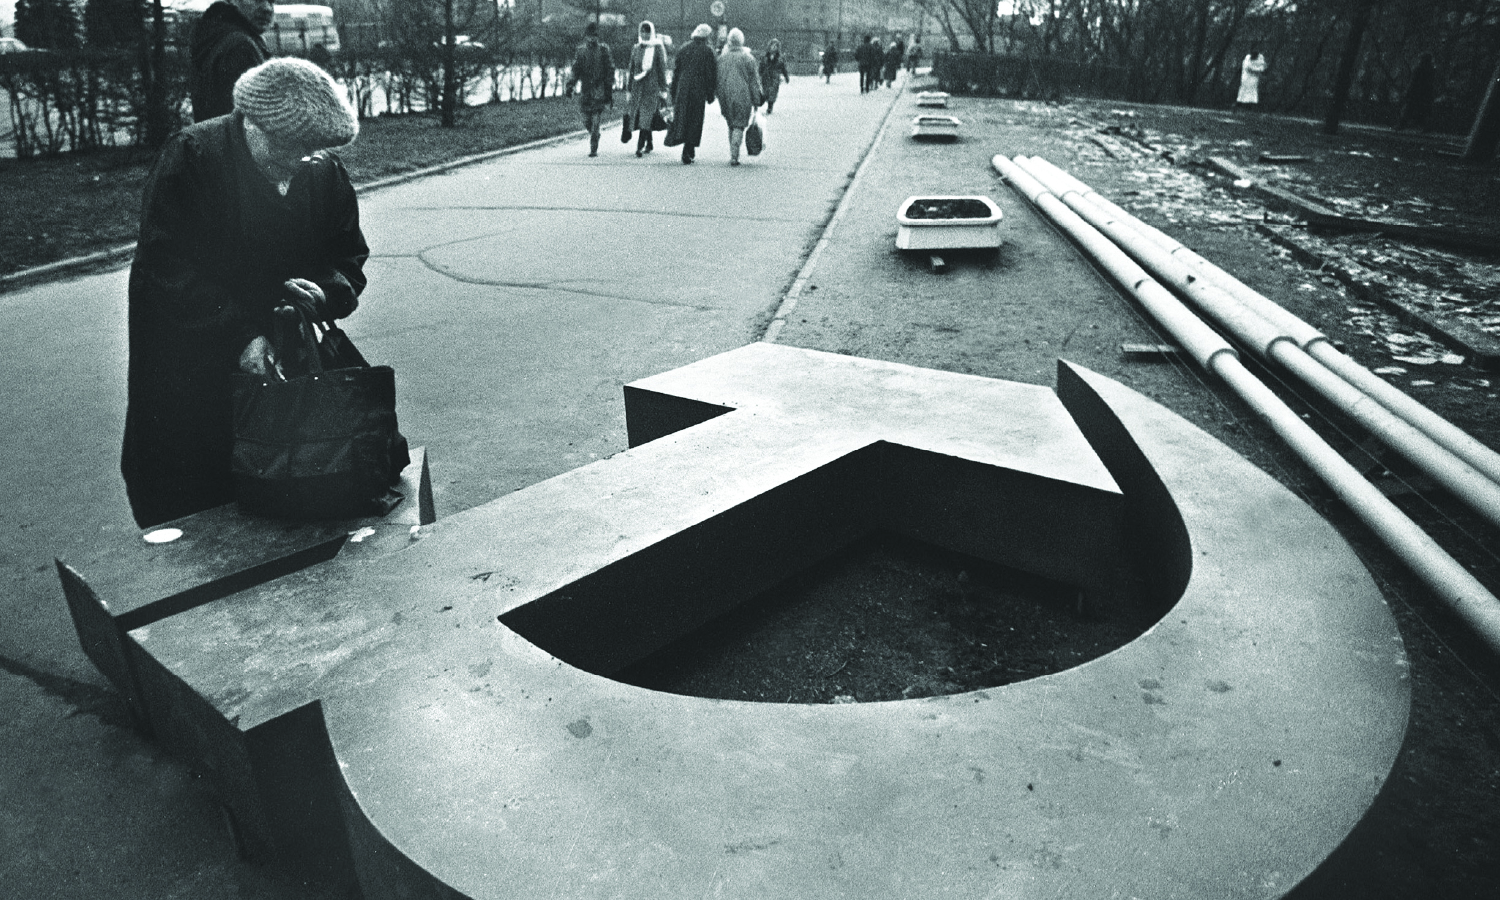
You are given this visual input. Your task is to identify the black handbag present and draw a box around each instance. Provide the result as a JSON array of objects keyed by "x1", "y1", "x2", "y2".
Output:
[
  {"x1": 745, "y1": 112, "x2": 764, "y2": 156},
  {"x1": 231, "y1": 305, "x2": 408, "y2": 521}
]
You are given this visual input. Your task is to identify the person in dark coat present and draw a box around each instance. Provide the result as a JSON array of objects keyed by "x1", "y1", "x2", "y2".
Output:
[
  {"x1": 122, "y1": 58, "x2": 368, "y2": 528},
  {"x1": 759, "y1": 38, "x2": 790, "y2": 114},
  {"x1": 569, "y1": 22, "x2": 615, "y2": 157},
  {"x1": 821, "y1": 42, "x2": 838, "y2": 83},
  {"x1": 885, "y1": 38, "x2": 905, "y2": 86},
  {"x1": 189, "y1": 0, "x2": 272, "y2": 123},
  {"x1": 1397, "y1": 53, "x2": 1437, "y2": 132},
  {"x1": 855, "y1": 35, "x2": 878, "y2": 93},
  {"x1": 671, "y1": 24, "x2": 718, "y2": 165}
]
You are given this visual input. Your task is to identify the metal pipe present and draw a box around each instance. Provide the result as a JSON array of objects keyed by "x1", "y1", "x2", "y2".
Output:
[
  {"x1": 1014, "y1": 156, "x2": 1500, "y2": 533},
  {"x1": 993, "y1": 153, "x2": 1500, "y2": 654},
  {"x1": 1023, "y1": 155, "x2": 1500, "y2": 489}
]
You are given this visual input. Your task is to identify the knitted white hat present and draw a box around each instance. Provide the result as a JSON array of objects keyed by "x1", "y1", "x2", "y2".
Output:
[{"x1": 233, "y1": 58, "x2": 358, "y2": 148}]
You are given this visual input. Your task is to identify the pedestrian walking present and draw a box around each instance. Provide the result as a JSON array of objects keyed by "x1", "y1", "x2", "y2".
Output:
[
  {"x1": 906, "y1": 39, "x2": 922, "y2": 75},
  {"x1": 821, "y1": 42, "x2": 838, "y2": 84},
  {"x1": 717, "y1": 28, "x2": 764, "y2": 166},
  {"x1": 188, "y1": 0, "x2": 271, "y2": 122},
  {"x1": 760, "y1": 38, "x2": 790, "y2": 114},
  {"x1": 626, "y1": 20, "x2": 668, "y2": 157},
  {"x1": 123, "y1": 58, "x2": 367, "y2": 528},
  {"x1": 883, "y1": 39, "x2": 902, "y2": 88},
  {"x1": 1237, "y1": 45, "x2": 1267, "y2": 109},
  {"x1": 670, "y1": 24, "x2": 718, "y2": 164},
  {"x1": 1396, "y1": 53, "x2": 1437, "y2": 132},
  {"x1": 569, "y1": 22, "x2": 615, "y2": 157},
  {"x1": 855, "y1": 35, "x2": 879, "y2": 93}
]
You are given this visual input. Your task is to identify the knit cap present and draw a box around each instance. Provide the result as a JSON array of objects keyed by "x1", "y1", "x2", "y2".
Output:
[{"x1": 233, "y1": 58, "x2": 359, "y2": 149}]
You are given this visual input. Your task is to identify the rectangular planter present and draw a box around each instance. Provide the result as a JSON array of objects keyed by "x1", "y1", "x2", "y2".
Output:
[
  {"x1": 911, "y1": 115, "x2": 961, "y2": 139},
  {"x1": 896, "y1": 196, "x2": 1004, "y2": 251}
]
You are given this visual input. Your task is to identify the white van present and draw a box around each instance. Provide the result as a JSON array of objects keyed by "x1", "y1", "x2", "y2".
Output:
[{"x1": 266, "y1": 5, "x2": 341, "y2": 57}]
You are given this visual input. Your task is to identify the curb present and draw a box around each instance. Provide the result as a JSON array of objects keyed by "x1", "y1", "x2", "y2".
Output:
[
  {"x1": 0, "y1": 128, "x2": 587, "y2": 295},
  {"x1": 762, "y1": 78, "x2": 910, "y2": 343},
  {"x1": 1256, "y1": 221, "x2": 1500, "y2": 371}
]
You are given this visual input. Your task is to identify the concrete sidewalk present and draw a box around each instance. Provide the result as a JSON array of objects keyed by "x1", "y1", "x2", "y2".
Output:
[{"x1": 0, "y1": 72, "x2": 914, "y2": 900}]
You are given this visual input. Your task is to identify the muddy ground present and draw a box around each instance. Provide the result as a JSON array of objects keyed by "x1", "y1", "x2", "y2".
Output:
[{"x1": 620, "y1": 96, "x2": 1500, "y2": 898}]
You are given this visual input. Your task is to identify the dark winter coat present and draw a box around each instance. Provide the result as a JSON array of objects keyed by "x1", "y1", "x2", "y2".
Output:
[
  {"x1": 122, "y1": 113, "x2": 368, "y2": 527},
  {"x1": 189, "y1": 2, "x2": 269, "y2": 123},
  {"x1": 572, "y1": 40, "x2": 615, "y2": 114},
  {"x1": 759, "y1": 48, "x2": 789, "y2": 105},
  {"x1": 821, "y1": 45, "x2": 838, "y2": 76},
  {"x1": 671, "y1": 38, "x2": 718, "y2": 148}
]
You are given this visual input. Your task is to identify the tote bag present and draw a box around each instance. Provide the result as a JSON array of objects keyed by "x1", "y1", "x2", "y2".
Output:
[
  {"x1": 745, "y1": 111, "x2": 764, "y2": 156},
  {"x1": 231, "y1": 306, "x2": 408, "y2": 520}
]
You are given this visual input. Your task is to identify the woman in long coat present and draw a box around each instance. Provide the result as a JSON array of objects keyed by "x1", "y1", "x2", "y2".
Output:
[
  {"x1": 716, "y1": 28, "x2": 763, "y2": 165},
  {"x1": 670, "y1": 24, "x2": 717, "y2": 164},
  {"x1": 626, "y1": 21, "x2": 668, "y2": 156},
  {"x1": 759, "y1": 38, "x2": 790, "y2": 114},
  {"x1": 122, "y1": 58, "x2": 367, "y2": 528}
]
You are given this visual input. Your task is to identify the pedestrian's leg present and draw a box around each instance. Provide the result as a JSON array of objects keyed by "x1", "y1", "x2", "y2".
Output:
[
  {"x1": 636, "y1": 126, "x2": 648, "y2": 157},
  {"x1": 729, "y1": 126, "x2": 743, "y2": 165},
  {"x1": 587, "y1": 110, "x2": 601, "y2": 156}
]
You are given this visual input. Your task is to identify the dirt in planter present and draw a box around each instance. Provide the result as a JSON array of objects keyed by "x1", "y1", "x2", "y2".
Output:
[
  {"x1": 613, "y1": 532, "x2": 1160, "y2": 704},
  {"x1": 903, "y1": 198, "x2": 993, "y2": 220}
]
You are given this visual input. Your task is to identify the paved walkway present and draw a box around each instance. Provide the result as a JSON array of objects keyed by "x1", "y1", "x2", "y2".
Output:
[{"x1": 0, "y1": 72, "x2": 916, "y2": 900}]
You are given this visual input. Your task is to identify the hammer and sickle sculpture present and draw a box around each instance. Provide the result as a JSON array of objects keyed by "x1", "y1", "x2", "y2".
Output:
[{"x1": 63, "y1": 344, "x2": 1408, "y2": 898}]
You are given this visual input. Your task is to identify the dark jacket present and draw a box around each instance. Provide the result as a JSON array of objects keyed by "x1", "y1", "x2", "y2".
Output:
[
  {"x1": 671, "y1": 38, "x2": 718, "y2": 148},
  {"x1": 122, "y1": 113, "x2": 369, "y2": 527},
  {"x1": 571, "y1": 40, "x2": 615, "y2": 112},
  {"x1": 759, "y1": 49, "x2": 789, "y2": 92},
  {"x1": 189, "y1": 2, "x2": 269, "y2": 123}
]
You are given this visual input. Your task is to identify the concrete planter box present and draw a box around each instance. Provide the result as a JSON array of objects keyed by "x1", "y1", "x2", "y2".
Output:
[
  {"x1": 896, "y1": 196, "x2": 1003, "y2": 251},
  {"x1": 911, "y1": 115, "x2": 962, "y2": 139},
  {"x1": 916, "y1": 91, "x2": 950, "y2": 108}
]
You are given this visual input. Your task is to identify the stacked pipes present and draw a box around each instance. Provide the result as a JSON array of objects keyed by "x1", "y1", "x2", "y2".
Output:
[{"x1": 993, "y1": 154, "x2": 1500, "y2": 654}]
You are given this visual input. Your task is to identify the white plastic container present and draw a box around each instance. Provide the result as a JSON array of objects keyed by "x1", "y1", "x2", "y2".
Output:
[
  {"x1": 911, "y1": 115, "x2": 962, "y2": 139},
  {"x1": 896, "y1": 196, "x2": 1004, "y2": 251}
]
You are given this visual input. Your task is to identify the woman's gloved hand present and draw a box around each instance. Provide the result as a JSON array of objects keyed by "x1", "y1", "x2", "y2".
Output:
[{"x1": 283, "y1": 278, "x2": 328, "y2": 319}]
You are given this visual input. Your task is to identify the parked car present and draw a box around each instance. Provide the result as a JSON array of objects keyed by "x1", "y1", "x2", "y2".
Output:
[{"x1": 0, "y1": 37, "x2": 32, "y2": 53}]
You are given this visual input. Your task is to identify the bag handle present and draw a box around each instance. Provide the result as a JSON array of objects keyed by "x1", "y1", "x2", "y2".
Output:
[{"x1": 272, "y1": 299, "x2": 325, "y2": 377}]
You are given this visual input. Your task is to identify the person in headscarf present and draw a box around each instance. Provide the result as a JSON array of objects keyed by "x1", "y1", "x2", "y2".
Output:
[
  {"x1": 716, "y1": 28, "x2": 764, "y2": 166},
  {"x1": 122, "y1": 58, "x2": 368, "y2": 527},
  {"x1": 626, "y1": 21, "x2": 668, "y2": 157},
  {"x1": 670, "y1": 24, "x2": 718, "y2": 165},
  {"x1": 759, "y1": 38, "x2": 790, "y2": 114},
  {"x1": 570, "y1": 21, "x2": 615, "y2": 157}
]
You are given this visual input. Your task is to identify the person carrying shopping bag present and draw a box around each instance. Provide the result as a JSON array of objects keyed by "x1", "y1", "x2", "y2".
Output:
[
  {"x1": 716, "y1": 28, "x2": 764, "y2": 166},
  {"x1": 626, "y1": 21, "x2": 669, "y2": 156}
]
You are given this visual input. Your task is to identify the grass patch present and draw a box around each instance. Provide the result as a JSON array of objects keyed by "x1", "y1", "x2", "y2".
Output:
[{"x1": 0, "y1": 96, "x2": 582, "y2": 277}]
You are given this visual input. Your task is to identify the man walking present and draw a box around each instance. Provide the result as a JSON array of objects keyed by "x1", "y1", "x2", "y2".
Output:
[
  {"x1": 189, "y1": 0, "x2": 272, "y2": 122},
  {"x1": 570, "y1": 22, "x2": 615, "y2": 157},
  {"x1": 670, "y1": 24, "x2": 718, "y2": 164}
]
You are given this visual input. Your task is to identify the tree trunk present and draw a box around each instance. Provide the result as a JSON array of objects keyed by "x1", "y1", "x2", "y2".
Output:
[
  {"x1": 1323, "y1": 0, "x2": 1377, "y2": 135},
  {"x1": 441, "y1": 0, "x2": 458, "y2": 128},
  {"x1": 1462, "y1": 58, "x2": 1500, "y2": 162}
]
